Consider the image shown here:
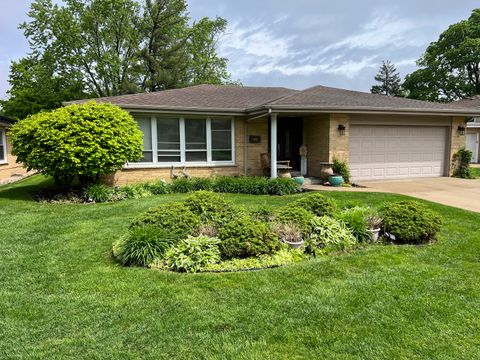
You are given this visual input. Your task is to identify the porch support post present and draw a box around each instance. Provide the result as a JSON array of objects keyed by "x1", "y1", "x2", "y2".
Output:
[{"x1": 270, "y1": 113, "x2": 278, "y2": 179}]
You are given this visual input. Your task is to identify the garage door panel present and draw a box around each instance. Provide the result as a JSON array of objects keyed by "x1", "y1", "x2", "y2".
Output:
[{"x1": 349, "y1": 125, "x2": 447, "y2": 181}]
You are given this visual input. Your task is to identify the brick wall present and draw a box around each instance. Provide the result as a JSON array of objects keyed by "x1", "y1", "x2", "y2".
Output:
[
  {"x1": 0, "y1": 132, "x2": 28, "y2": 181},
  {"x1": 450, "y1": 116, "x2": 467, "y2": 175},
  {"x1": 329, "y1": 113, "x2": 350, "y2": 163},
  {"x1": 303, "y1": 114, "x2": 330, "y2": 177}
]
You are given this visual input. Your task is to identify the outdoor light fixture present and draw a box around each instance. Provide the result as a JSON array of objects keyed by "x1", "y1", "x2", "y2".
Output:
[
  {"x1": 458, "y1": 125, "x2": 466, "y2": 135},
  {"x1": 338, "y1": 124, "x2": 346, "y2": 136}
]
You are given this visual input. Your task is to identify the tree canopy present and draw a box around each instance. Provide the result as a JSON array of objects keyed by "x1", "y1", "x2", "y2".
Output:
[
  {"x1": 370, "y1": 61, "x2": 403, "y2": 96},
  {"x1": 1, "y1": 0, "x2": 235, "y2": 119},
  {"x1": 404, "y1": 8, "x2": 480, "y2": 102}
]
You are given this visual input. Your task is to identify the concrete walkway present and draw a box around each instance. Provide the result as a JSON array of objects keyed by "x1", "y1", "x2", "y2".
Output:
[{"x1": 306, "y1": 177, "x2": 480, "y2": 213}]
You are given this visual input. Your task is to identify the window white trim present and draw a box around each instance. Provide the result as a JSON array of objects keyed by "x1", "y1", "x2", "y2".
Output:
[
  {"x1": 127, "y1": 116, "x2": 235, "y2": 168},
  {"x1": 0, "y1": 129, "x2": 7, "y2": 165}
]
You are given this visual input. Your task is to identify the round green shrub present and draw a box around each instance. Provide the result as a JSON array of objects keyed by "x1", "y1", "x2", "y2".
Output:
[
  {"x1": 336, "y1": 207, "x2": 371, "y2": 243},
  {"x1": 380, "y1": 201, "x2": 442, "y2": 244},
  {"x1": 112, "y1": 225, "x2": 180, "y2": 267},
  {"x1": 164, "y1": 236, "x2": 221, "y2": 273},
  {"x1": 276, "y1": 206, "x2": 316, "y2": 234},
  {"x1": 306, "y1": 216, "x2": 356, "y2": 256},
  {"x1": 130, "y1": 202, "x2": 201, "y2": 237},
  {"x1": 218, "y1": 215, "x2": 280, "y2": 259},
  {"x1": 293, "y1": 193, "x2": 338, "y2": 217},
  {"x1": 184, "y1": 191, "x2": 233, "y2": 225},
  {"x1": 9, "y1": 102, "x2": 142, "y2": 186}
]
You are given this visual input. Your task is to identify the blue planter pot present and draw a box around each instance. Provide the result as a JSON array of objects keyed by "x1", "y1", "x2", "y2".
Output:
[
  {"x1": 329, "y1": 175, "x2": 344, "y2": 187},
  {"x1": 293, "y1": 176, "x2": 305, "y2": 186}
]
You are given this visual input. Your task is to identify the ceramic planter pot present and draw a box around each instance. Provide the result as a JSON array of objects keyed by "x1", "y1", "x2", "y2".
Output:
[
  {"x1": 367, "y1": 228, "x2": 381, "y2": 242},
  {"x1": 284, "y1": 239, "x2": 304, "y2": 249},
  {"x1": 293, "y1": 176, "x2": 305, "y2": 186},
  {"x1": 328, "y1": 175, "x2": 344, "y2": 187}
]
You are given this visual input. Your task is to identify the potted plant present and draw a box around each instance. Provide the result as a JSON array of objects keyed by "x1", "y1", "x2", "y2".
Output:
[
  {"x1": 329, "y1": 158, "x2": 350, "y2": 187},
  {"x1": 328, "y1": 174, "x2": 344, "y2": 187},
  {"x1": 366, "y1": 215, "x2": 382, "y2": 242},
  {"x1": 272, "y1": 223, "x2": 304, "y2": 249}
]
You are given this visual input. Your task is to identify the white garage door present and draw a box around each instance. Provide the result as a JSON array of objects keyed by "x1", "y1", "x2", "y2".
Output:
[{"x1": 349, "y1": 125, "x2": 448, "y2": 181}]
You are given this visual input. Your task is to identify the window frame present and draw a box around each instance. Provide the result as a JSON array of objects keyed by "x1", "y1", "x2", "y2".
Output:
[
  {"x1": 127, "y1": 115, "x2": 235, "y2": 168},
  {"x1": 0, "y1": 129, "x2": 7, "y2": 165}
]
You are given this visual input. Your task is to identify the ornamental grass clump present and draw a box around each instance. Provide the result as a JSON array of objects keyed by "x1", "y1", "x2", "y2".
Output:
[{"x1": 112, "y1": 225, "x2": 181, "y2": 267}]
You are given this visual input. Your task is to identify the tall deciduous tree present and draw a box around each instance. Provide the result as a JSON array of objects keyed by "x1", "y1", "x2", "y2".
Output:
[
  {"x1": 370, "y1": 61, "x2": 403, "y2": 96},
  {"x1": 1, "y1": 0, "x2": 235, "y2": 118},
  {"x1": 404, "y1": 8, "x2": 480, "y2": 102}
]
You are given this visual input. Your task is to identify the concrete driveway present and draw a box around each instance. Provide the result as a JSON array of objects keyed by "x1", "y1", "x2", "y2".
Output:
[
  {"x1": 360, "y1": 177, "x2": 480, "y2": 212},
  {"x1": 307, "y1": 177, "x2": 480, "y2": 213}
]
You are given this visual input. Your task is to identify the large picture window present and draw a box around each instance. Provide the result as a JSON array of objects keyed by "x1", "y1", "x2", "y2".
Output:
[
  {"x1": 0, "y1": 129, "x2": 6, "y2": 163},
  {"x1": 133, "y1": 116, "x2": 234, "y2": 166}
]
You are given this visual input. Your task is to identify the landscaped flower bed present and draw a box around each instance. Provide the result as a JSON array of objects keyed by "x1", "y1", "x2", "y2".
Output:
[
  {"x1": 35, "y1": 176, "x2": 301, "y2": 203},
  {"x1": 111, "y1": 191, "x2": 443, "y2": 273}
]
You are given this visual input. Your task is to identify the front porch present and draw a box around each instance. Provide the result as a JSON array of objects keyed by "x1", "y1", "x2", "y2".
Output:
[{"x1": 244, "y1": 113, "x2": 348, "y2": 179}]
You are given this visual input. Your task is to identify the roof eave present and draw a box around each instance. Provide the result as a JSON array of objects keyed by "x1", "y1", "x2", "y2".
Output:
[{"x1": 250, "y1": 105, "x2": 480, "y2": 117}]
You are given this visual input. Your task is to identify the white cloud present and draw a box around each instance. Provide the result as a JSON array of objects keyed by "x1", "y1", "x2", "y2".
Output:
[
  {"x1": 219, "y1": 22, "x2": 293, "y2": 59},
  {"x1": 322, "y1": 13, "x2": 425, "y2": 53}
]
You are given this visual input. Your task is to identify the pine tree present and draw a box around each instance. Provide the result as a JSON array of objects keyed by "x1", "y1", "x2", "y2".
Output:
[{"x1": 371, "y1": 61, "x2": 403, "y2": 96}]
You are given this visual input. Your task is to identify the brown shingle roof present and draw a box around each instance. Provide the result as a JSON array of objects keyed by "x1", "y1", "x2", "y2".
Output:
[
  {"x1": 69, "y1": 84, "x2": 480, "y2": 116},
  {"x1": 450, "y1": 95, "x2": 480, "y2": 109},
  {"x1": 265, "y1": 85, "x2": 479, "y2": 115},
  {"x1": 0, "y1": 115, "x2": 14, "y2": 127},
  {"x1": 71, "y1": 84, "x2": 297, "y2": 112}
]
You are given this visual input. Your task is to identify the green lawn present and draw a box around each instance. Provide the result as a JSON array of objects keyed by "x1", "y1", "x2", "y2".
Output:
[{"x1": 1, "y1": 176, "x2": 480, "y2": 359}]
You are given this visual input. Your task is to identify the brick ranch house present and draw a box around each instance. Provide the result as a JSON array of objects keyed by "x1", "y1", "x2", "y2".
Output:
[
  {"x1": 69, "y1": 85, "x2": 478, "y2": 184},
  {"x1": 0, "y1": 115, "x2": 29, "y2": 181}
]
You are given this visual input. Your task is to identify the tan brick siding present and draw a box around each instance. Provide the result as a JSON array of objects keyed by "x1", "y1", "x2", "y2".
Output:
[
  {"x1": 450, "y1": 117, "x2": 467, "y2": 175},
  {"x1": 303, "y1": 114, "x2": 329, "y2": 177},
  {"x1": 329, "y1": 113, "x2": 350, "y2": 163},
  {"x1": 0, "y1": 132, "x2": 28, "y2": 181}
]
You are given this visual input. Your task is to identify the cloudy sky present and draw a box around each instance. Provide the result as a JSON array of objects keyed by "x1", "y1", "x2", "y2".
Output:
[{"x1": 0, "y1": 0, "x2": 477, "y2": 99}]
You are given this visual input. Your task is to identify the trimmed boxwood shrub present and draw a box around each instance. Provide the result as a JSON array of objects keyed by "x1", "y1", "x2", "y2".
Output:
[
  {"x1": 306, "y1": 216, "x2": 356, "y2": 256},
  {"x1": 218, "y1": 215, "x2": 280, "y2": 259},
  {"x1": 130, "y1": 202, "x2": 201, "y2": 237},
  {"x1": 276, "y1": 206, "x2": 316, "y2": 234},
  {"x1": 381, "y1": 201, "x2": 442, "y2": 244},
  {"x1": 184, "y1": 191, "x2": 234, "y2": 226},
  {"x1": 164, "y1": 236, "x2": 221, "y2": 273},
  {"x1": 293, "y1": 193, "x2": 338, "y2": 217},
  {"x1": 112, "y1": 225, "x2": 180, "y2": 267}
]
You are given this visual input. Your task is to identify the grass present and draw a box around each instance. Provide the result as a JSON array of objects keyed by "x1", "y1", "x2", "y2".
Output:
[
  {"x1": 470, "y1": 166, "x2": 480, "y2": 178},
  {"x1": 1, "y1": 175, "x2": 480, "y2": 359}
]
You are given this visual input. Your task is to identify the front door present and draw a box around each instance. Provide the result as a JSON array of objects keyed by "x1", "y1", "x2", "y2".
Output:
[
  {"x1": 466, "y1": 133, "x2": 478, "y2": 163},
  {"x1": 277, "y1": 118, "x2": 303, "y2": 170}
]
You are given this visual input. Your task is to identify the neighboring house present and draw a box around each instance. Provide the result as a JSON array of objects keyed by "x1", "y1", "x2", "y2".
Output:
[
  {"x1": 0, "y1": 115, "x2": 29, "y2": 181},
  {"x1": 454, "y1": 95, "x2": 480, "y2": 163},
  {"x1": 71, "y1": 84, "x2": 480, "y2": 184}
]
